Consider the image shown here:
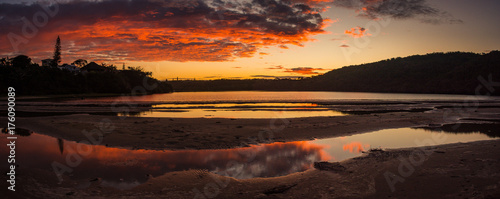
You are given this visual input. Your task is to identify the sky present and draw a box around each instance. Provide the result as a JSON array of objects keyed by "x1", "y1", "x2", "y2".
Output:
[{"x1": 1, "y1": 0, "x2": 499, "y2": 80}]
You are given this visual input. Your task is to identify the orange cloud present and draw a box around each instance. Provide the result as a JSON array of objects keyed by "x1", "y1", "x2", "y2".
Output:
[
  {"x1": 266, "y1": 65, "x2": 285, "y2": 70},
  {"x1": 0, "y1": 0, "x2": 331, "y2": 63},
  {"x1": 344, "y1": 27, "x2": 371, "y2": 38}
]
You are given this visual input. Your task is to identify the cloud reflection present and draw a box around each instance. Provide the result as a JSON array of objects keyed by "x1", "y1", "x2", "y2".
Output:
[
  {"x1": 342, "y1": 141, "x2": 369, "y2": 153},
  {"x1": 0, "y1": 133, "x2": 331, "y2": 190}
]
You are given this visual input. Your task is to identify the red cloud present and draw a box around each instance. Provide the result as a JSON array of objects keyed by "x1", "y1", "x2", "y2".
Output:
[{"x1": 0, "y1": 0, "x2": 331, "y2": 63}]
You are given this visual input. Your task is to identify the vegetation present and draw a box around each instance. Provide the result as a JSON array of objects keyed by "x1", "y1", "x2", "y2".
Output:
[
  {"x1": 72, "y1": 59, "x2": 88, "y2": 68},
  {"x1": 0, "y1": 55, "x2": 172, "y2": 95},
  {"x1": 170, "y1": 51, "x2": 500, "y2": 95},
  {"x1": 1, "y1": 51, "x2": 498, "y2": 96},
  {"x1": 52, "y1": 36, "x2": 61, "y2": 67},
  {"x1": 311, "y1": 51, "x2": 500, "y2": 95}
]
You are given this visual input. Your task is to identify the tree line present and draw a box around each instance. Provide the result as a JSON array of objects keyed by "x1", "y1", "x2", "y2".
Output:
[{"x1": 0, "y1": 55, "x2": 172, "y2": 95}]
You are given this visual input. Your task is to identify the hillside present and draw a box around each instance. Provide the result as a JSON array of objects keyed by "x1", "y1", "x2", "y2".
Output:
[
  {"x1": 170, "y1": 51, "x2": 500, "y2": 95},
  {"x1": 310, "y1": 51, "x2": 500, "y2": 95}
]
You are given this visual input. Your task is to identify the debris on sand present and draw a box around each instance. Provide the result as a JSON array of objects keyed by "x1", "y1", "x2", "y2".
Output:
[
  {"x1": 313, "y1": 162, "x2": 346, "y2": 172},
  {"x1": 263, "y1": 184, "x2": 297, "y2": 195},
  {"x1": 369, "y1": 148, "x2": 384, "y2": 152}
]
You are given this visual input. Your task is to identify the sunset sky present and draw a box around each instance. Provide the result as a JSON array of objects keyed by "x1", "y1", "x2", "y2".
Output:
[{"x1": 1, "y1": 0, "x2": 499, "y2": 80}]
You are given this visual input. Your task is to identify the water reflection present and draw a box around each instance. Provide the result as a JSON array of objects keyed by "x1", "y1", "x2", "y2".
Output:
[
  {"x1": 0, "y1": 133, "x2": 329, "y2": 190},
  {"x1": 342, "y1": 142, "x2": 370, "y2": 153},
  {"x1": 58, "y1": 138, "x2": 64, "y2": 154},
  {"x1": 1, "y1": 127, "x2": 33, "y2": 136},
  {"x1": 312, "y1": 127, "x2": 499, "y2": 162},
  {"x1": 417, "y1": 123, "x2": 500, "y2": 138},
  {"x1": 119, "y1": 103, "x2": 345, "y2": 119},
  {"x1": 66, "y1": 91, "x2": 500, "y2": 103},
  {"x1": 0, "y1": 125, "x2": 497, "y2": 190},
  {"x1": 152, "y1": 103, "x2": 320, "y2": 109},
  {"x1": 120, "y1": 109, "x2": 346, "y2": 119}
]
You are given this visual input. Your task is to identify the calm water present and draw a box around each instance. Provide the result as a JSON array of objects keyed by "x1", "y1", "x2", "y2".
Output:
[
  {"x1": 68, "y1": 91, "x2": 500, "y2": 103},
  {"x1": 120, "y1": 103, "x2": 346, "y2": 118},
  {"x1": 2, "y1": 127, "x2": 497, "y2": 190},
  {"x1": 69, "y1": 91, "x2": 500, "y2": 118}
]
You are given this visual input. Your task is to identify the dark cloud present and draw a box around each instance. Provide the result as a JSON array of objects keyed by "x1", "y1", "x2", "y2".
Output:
[
  {"x1": 251, "y1": 75, "x2": 304, "y2": 79},
  {"x1": 278, "y1": 45, "x2": 289, "y2": 49},
  {"x1": 266, "y1": 65, "x2": 285, "y2": 70},
  {"x1": 339, "y1": 44, "x2": 349, "y2": 47},
  {"x1": 284, "y1": 67, "x2": 327, "y2": 74},
  {"x1": 203, "y1": 75, "x2": 223, "y2": 79},
  {"x1": 265, "y1": 65, "x2": 328, "y2": 75},
  {"x1": 0, "y1": 0, "x2": 330, "y2": 62},
  {"x1": 251, "y1": 75, "x2": 277, "y2": 78},
  {"x1": 332, "y1": 0, "x2": 463, "y2": 24}
]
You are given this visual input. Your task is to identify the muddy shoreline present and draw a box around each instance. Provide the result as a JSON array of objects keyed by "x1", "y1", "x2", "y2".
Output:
[
  {"x1": 1, "y1": 100, "x2": 500, "y2": 198},
  {"x1": 4, "y1": 100, "x2": 499, "y2": 150},
  {"x1": 2, "y1": 139, "x2": 499, "y2": 198}
]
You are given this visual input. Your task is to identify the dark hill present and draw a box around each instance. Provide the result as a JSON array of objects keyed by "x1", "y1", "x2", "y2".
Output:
[
  {"x1": 170, "y1": 51, "x2": 500, "y2": 95},
  {"x1": 309, "y1": 51, "x2": 500, "y2": 95}
]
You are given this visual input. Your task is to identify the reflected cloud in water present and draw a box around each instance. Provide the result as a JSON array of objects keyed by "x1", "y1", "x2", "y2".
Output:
[
  {"x1": 119, "y1": 103, "x2": 346, "y2": 119},
  {"x1": 0, "y1": 133, "x2": 330, "y2": 190},
  {"x1": 342, "y1": 142, "x2": 370, "y2": 153}
]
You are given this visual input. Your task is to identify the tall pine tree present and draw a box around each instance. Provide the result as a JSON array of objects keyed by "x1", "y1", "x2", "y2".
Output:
[{"x1": 52, "y1": 36, "x2": 61, "y2": 67}]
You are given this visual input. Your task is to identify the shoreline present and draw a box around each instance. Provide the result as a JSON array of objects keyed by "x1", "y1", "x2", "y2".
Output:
[
  {"x1": 4, "y1": 99, "x2": 499, "y2": 150},
  {"x1": 1, "y1": 99, "x2": 499, "y2": 198},
  {"x1": 11, "y1": 112, "x2": 440, "y2": 150},
  {"x1": 3, "y1": 139, "x2": 498, "y2": 198}
]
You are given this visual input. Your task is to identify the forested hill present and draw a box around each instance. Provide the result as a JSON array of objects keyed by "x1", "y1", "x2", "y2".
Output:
[
  {"x1": 309, "y1": 51, "x2": 500, "y2": 95},
  {"x1": 170, "y1": 51, "x2": 500, "y2": 95}
]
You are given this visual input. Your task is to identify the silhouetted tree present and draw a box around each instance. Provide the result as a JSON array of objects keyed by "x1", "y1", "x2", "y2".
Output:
[
  {"x1": 11, "y1": 55, "x2": 32, "y2": 67},
  {"x1": 52, "y1": 36, "x2": 61, "y2": 67},
  {"x1": 0, "y1": 57, "x2": 11, "y2": 66},
  {"x1": 71, "y1": 59, "x2": 87, "y2": 68},
  {"x1": 1, "y1": 56, "x2": 172, "y2": 95}
]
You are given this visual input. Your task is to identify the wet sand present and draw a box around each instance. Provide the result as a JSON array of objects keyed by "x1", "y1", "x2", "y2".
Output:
[
  {"x1": 13, "y1": 112, "x2": 441, "y2": 150},
  {"x1": 1, "y1": 100, "x2": 500, "y2": 198},
  {"x1": 7, "y1": 101, "x2": 500, "y2": 150}
]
